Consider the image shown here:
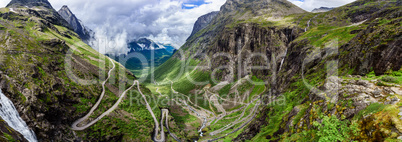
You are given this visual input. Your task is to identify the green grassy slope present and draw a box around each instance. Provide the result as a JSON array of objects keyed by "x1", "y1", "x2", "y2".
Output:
[{"x1": 0, "y1": 7, "x2": 164, "y2": 141}]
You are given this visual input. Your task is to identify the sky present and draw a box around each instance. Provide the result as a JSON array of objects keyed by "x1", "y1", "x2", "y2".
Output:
[{"x1": 0, "y1": 0, "x2": 355, "y2": 54}]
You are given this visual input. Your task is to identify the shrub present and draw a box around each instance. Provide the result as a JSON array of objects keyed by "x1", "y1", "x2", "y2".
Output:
[
  {"x1": 382, "y1": 76, "x2": 397, "y2": 83},
  {"x1": 377, "y1": 81, "x2": 392, "y2": 87},
  {"x1": 313, "y1": 115, "x2": 360, "y2": 142}
]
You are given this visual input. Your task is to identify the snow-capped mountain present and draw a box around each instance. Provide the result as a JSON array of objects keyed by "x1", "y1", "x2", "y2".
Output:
[{"x1": 128, "y1": 38, "x2": 176, "y2": 52}]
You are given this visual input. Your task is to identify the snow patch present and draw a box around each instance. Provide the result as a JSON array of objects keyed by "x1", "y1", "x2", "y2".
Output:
[
  {"x1": 137, "y1": 43, "x2": 146, "y2": 50},
  {"x1": 9, "y1": 8, "x2": 16, "y2": 13}
]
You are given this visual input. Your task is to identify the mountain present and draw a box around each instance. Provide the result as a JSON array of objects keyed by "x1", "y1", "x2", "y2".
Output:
[
  {"x1": 109, "y1": 38, "x2": 176, "y2": 77},
  {"x1": 58, "y1": 5, "x2": 92, "y2": 42},
  {"x1": 149, "y1": 0, "x2": 402, "y2": 141},
  {"x1": 187, "y1": 11, "x2": 219, "y2": 40},
  {"x1": 1, "y1": 0, "x2": 401, "y2": 141},
  {"x1": 6, "y1": 0, "x2": 72, "y2": 30},
  {"x1": 311, "y1": 7, "x2": 334, "y2": 13},
  {"x1": 0, "y1": 0, "x2": 170, "y2": 141},
  {"x1": 127, "y1": 38, "x2": 175, "y2": 52},
  {"x1": 7, "y1": 0, "x2": 52, "y2": 9}
]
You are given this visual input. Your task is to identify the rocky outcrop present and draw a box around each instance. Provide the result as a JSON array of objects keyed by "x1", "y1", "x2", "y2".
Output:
[
  {"x1": 187, "y1": 11, "x2": 218, "y2": 40},
  {"x1": 58, "y1": 5, "x2": 91, "y2": 41},
  {"x1": 311, "y1": 7, "x2": 334, "y2": 13}
]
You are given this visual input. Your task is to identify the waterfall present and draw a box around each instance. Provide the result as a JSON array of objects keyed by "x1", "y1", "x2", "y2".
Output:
[
  {"x1": 0, "y1": 89, "x2": 37, "y2": 142},
  {"x1": 278, "y1": 48, "x2": 288, "y2": 71}
]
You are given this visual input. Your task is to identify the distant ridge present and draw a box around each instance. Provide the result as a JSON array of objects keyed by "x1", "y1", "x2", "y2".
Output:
[
  {"x1": 7, "y1": 0, "x2": 53, "y2": 9},
  {"x1": 311, "y1": 7, "x2": 334, "y2": 13}
]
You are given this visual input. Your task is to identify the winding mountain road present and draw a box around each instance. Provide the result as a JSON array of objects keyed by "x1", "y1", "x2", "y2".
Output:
[
  {"x1": 162, "y1": 109, "x2": 182, "y2": 142},
  {"x1": 209, "y1": 99, "x2": 260, "y2": 136},
  {"x1": 71, "y1": 59, "x2": 166, "y2": 142},
  {"x1": 71, "y1": 58, "x2": 116, "y2": 130}
]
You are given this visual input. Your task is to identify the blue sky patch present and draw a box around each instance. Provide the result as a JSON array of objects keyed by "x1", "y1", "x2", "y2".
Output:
[{"x1": 182, "y1": 0, "x2": 211, "y2": 9}]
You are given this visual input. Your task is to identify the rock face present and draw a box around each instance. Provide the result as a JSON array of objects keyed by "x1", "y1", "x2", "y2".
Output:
[
  {"x1": 187, "y1": 11, "x2": 219, "y2": 40},
  {"x1": 178, "y1": 0, "x2": 305, "y2": 82},
  {"x1": 58, "y1": 5, "x2": 91, "y2": 41},
  {"x1": 0, "y1": 118, "x2": 28, "y2": 142},
  {"x1": 311, "y1": 7, "x2": 334, "y2": 13}
]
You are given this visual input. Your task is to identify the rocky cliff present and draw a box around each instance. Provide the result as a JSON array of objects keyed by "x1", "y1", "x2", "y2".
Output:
[
  {"x1": 187, "y1": 11, "x2": 218, "y2": 40},
  {"x1": 58, "y1": 5, "x2": 91, "y2": 41}
]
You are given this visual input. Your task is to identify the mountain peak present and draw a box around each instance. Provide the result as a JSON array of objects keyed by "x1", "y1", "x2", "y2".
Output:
[
  {"x1": 187, "y1": 11, "x2": 219, "y2": 41},
  {"x1": 60, "y1": 5, "x2": 71, "y2": 12},
  {"x1": 128, "y1": 38, "x2": 176, "y2": 52},
  {"x1": 311, "y1": 7, "x2": 334, "y2": 13},
  {"x1": 5, "y1": 0, "x2": 73, "y2": 30},
  {"x1": 6, "y1": 0, "x2": 53, "y2": 9},
  {"x1": 58, "y1": 5, "x2": 92, "y2": 41}
]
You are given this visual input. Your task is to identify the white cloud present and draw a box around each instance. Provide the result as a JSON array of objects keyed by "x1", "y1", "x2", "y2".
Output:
[
  {"x1": 0, "y1": 0, "x2": 356, "y2": 54},
  {"x1": 1, "y1": 0, "x2": 225, "y2": 54},
  {"x1": 53, "y1": 0, "x2": 226, "y2": 54},
  {"x1": 288, "y1": 0, "x2": 304, "y2": 7},
  {"x1": 183, "y1": 4, "x2": 197, "y2": 8},
  {"x1": 0, "y1": 1, "x2": 10, "y2": 8}
]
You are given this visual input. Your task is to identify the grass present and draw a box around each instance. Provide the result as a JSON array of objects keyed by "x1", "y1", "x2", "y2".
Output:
[
  {"x1": 353, "y1": 103, "x2": 386, "y2": 120},
  {"x1": 218, "y1": 83, "x2": 233, "y2": 97},
  {"x1": 343, "y1": 70, "x2": 402, "y2": 85},
  {"x1": 297, "y1": 24, "x2": 364, "y2": 48},
  {"x1": 170, "y1": 106, "x2": 199, "y2": 130}
]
